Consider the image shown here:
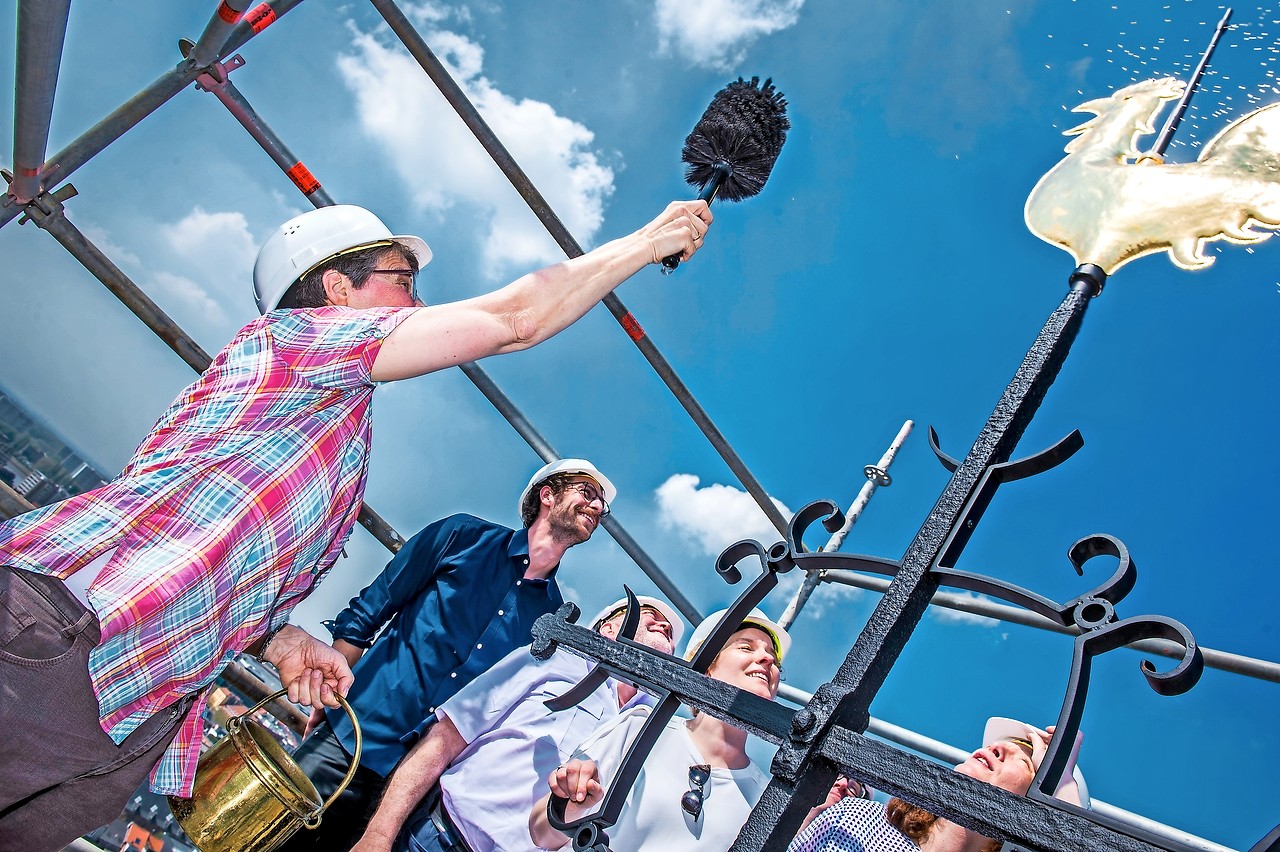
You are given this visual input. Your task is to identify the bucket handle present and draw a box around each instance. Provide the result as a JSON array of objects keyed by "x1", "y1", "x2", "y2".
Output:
[{"x1": 229, "y1": 687, "x2": 363, "y2": 828}]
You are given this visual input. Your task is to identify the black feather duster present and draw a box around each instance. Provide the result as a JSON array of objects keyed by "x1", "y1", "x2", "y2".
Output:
[{"x1": 681, "y1": 76, "x2": 790, "y2": 202}]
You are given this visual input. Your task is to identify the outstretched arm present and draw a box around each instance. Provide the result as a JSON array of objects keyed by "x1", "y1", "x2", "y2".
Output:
[
  {"x1": 371, "y1": 200, "x2": 711, "y2": 381},
  {"x1": 351, "y1": 714, "x2": 470, "y2": 852}
]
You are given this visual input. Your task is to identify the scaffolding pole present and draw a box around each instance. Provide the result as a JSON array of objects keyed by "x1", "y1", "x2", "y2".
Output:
[
  {"x1": 0, "y1": 0, "x2": 303, "y2": 229},
  {"x1": 367, "y1": 0, "x2": 792, "y2": 541},
  {"x1": 8, "y1": 0, "x2": 73, "y2": 204},
  {"x1": 778, "y1": 420, "x2": 912, "y2": 629},
  {"x1": 819, "y1": 569, "x2": 1280, "y2": 684}
]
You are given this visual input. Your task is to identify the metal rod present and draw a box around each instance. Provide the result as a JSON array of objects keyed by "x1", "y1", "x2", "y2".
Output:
[
  {"x1": 820, "y1": 568, "x2": 1280, "y2": 684},
  {"x1": 192, "y1": 65, "x2": 334, "y2": 206},
  {"x1": 778, "y1": 420, "x2": 913, "y2": 630},
  {"x1": 186, "y1": 0, "x2": 256, "y2": 69},
  {"x1": 1150, "y1": 8, "x2": 1233, "y2": 158},
  {"x1": 773, "y1": 684, "x2": 1233, "y2": 852},
  {"x1": 22, "y1": 189, "x2": 215, "y2": 373},
  {"x1": 9, "y1": 0, "x2": 73, "y2": 204},
  {"x1": 366, "y1": 0, "x2": 792, "y2": 540},
  {"x1": 190, "y1": 68, "x2": 695, "y2": 611},
  {"x1": 825, "y1": 420, "x2": 912, "y2": 552},
  {"x1": 0, "y1": 480, "x2": 37, "y2": 520},
  {"x1": 0, "y1": 0, "x2": 302, "y2": 229}
]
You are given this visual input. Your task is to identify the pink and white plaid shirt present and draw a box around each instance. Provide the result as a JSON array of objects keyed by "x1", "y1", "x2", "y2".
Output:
[{"x1": 0, "y1": 306, "x2": 414, "y2": 795}]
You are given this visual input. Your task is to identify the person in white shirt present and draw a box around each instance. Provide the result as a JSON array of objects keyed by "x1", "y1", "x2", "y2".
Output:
[
  {"x1": 350, "y1": 595, "x2": 683, "y2": 852},
  {"x1": 529, "y1": 608, "x2": 791, "y2": 852}
]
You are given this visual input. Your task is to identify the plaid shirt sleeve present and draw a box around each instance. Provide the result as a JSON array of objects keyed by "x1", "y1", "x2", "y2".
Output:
[{"x1": 267, "y1": 306, "x2": 416, "y2": 389}]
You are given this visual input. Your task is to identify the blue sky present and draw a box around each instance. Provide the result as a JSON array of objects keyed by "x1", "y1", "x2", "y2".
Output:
[{"x1": 1, "y1": 1, "x2": 1276, "y2": 847}]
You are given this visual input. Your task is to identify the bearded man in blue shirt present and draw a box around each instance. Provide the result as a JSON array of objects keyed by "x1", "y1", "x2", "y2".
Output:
[{"x1": 277, "y1": 458, "x2": 615, "y2": 852}]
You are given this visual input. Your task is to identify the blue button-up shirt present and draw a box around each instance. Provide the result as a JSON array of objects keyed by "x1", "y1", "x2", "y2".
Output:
[{"x1": 324, "y1": 514, "x2": 562, "y2": 776}]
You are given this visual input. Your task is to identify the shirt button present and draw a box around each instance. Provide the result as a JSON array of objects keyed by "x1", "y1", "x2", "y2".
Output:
[
  {"x1": 498, "y1": 609, "x2": 505, "y2": 616},
  {"x1": 516, "y1": 580, "x2": 522, "y2": 586},
  {"x1": 450, "y1": 672, "x2": 457, "y2": 679},
  {"x1": 523, "y1": 558, "x2": 529, "y2": 565},
  {"x1": 476, "y1": 643, "x2": 483, "y2": 650},
  {"x1": 429, "y1": 707, "x2": 435, "y2": 713}
]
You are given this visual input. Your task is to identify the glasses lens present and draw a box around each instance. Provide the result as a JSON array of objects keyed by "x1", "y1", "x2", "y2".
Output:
[
  {"x1": 681, "y1": 765, "x2": 710, "y2": 819},
  {"x1": 567, "y1": 482, "x2": 610, "y2": 516}
]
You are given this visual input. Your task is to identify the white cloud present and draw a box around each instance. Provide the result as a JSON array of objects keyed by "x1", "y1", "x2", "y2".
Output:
[
  {"x1": 150, "y1": 271, "x2": 229, "y2": 326},
  {"x1": 80, "y1": 225, "x2": 141, "y2": 268},
  {"x1": 655, "y1": 473, "x2": 790, "y2": 557},
  {"x1": 160, "y1": 207, "x2": 257, "y2": 282},
  {"x1": 928, "y1": 591, "x2": 1000, "y2": 628},
  {"x1": 654, "y1": 0, "x2": 804, "y2": 72},
  {"x1": 336, "y1": 21, "x2": 614, "y2": 280},
  {"x1": 653, "y1": 473, "x2": 861, "y2": 626}
]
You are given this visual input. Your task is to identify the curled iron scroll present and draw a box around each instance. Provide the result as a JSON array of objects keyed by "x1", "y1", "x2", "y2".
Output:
[
  {"x1": 933, "y1": 533, "x2": 1139, "y2": 626},
  {"x1": 1024, "y1": 537, "x2": 1203, "y2": 808}
]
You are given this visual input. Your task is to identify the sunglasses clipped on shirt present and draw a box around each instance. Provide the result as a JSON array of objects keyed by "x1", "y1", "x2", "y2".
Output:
[{"x1": 680, "y1": 764, "x2": 711, "y2": 821}]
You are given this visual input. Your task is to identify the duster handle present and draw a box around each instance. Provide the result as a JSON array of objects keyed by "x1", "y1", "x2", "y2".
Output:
[{"x1": 662, "y1": 162, "x2": 731, "y2": 273}]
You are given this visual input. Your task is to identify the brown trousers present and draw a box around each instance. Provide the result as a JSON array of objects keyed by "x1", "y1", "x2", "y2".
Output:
[{"x1": 0, "y1": 564, "x2": 188, "y2": 852}]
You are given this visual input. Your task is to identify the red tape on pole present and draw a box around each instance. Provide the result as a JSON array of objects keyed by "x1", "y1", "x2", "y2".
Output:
[
  {"x1": 620, "y1": 312, "x2": 645, "y2": 342},
  {"x1": 245, "y1": 4, "x2": 277, "y2": 32},
  {"x1": 217, "y1": 1, "x2": 242, "y2": 24},
  {"x1": 286, "y1": 162, "x2": 321, "y2": 195}
]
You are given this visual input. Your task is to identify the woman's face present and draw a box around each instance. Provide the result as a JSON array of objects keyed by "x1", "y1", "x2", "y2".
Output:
[
  {"x1": 954, "y1": 738, "x2": 1038, "y2": 795},
  {"x1": 706, "y1": 627, "x2": 781, "y2": 700}
]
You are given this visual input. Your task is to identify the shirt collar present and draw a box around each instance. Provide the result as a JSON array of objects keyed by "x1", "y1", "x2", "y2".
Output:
[
  {"x1": 508, "y1": 526, "x2": 530, "y2": 559},
  {"x1": 507, "y1": 527, "x2": 560, "y2": 578}
]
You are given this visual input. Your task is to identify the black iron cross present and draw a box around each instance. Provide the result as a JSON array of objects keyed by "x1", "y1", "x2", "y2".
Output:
[{"x1": 531, "y1": 264, "x2": 1249, "y2": 852}]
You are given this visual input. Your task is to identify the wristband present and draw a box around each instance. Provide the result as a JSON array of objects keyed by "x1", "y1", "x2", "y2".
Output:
[{"x1": 257, "y1": 622, "x2": 289, "y2": 660}]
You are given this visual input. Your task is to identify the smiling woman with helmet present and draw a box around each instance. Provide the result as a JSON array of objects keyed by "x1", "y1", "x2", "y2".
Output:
[
  {"x1": 0, "y1": 197, "x2": 711, "y2": 850},
  {"x1": 529, "y1": 608, "x2": 790, "y2": 852}
]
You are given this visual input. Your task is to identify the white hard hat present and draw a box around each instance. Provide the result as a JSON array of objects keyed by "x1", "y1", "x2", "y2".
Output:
[
  {"x1": 517, "y1": 458, "x2": 617, "y2": 519},
  {"x1": 586, "y1": 594, "x2": 685, "y2": 647},
  {"x1": 252, "y1": 205, "x2": 432, "y2": 313},
  {"x1": 683, "y1": 607, "x2": 791, "y2": 663}
]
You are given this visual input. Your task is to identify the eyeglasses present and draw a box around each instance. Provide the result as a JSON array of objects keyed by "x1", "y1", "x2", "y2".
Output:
[
  {"x1": 369, "y1": 268, "x2": 418, "y2": 300},
  {"x1": 680, "y1": 764, "x2": 711, "y2": 821},
  {"x1": 561, "y1": 481, "x2": 610, "y2": 517},
  {"x1": 598, "y1": 604, "x2": 667, "y2": 629}
]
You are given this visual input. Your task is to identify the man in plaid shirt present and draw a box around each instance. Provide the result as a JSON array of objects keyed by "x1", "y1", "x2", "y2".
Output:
[{"x1": 0, "y1": 199, "x2": 712, "y2": 850}]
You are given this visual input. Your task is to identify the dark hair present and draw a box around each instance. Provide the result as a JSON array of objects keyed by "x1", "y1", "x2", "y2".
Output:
[
  {"x1": 885, "y1": 798, "x2": 1000, "y2": 852},
  {"x1": 519, "y1": 474, "x2": 573, "y2": 528},
  {"x1": 277, "y1": 242, "x2": 418, "y2": 309}
]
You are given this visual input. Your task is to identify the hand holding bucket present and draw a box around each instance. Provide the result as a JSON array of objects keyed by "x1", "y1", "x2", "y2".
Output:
[{"x1": 168, "y1": 689, "x2": 362, "y2": 852}]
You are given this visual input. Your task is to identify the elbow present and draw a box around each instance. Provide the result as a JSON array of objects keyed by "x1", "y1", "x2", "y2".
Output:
[{"x1": 505, "y1": 306, "x2": 542, "y2": 350}]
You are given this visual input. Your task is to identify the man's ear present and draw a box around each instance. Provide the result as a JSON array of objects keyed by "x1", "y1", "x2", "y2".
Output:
[
  {"x1": 321, "y1": 269, "x2": 349, "y2": 306},
  {"x1": 539, "y1": 484, "x2": 556, "y2": 511}
]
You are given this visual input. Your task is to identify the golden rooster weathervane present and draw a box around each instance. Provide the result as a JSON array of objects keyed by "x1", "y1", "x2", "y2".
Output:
[{"x1": 1024, "y1": 8, "x2": 1280, "y2": 275}]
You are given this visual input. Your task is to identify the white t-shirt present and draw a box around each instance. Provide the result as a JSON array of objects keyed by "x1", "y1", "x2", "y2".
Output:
[
  {"x1": 565, "y1": 711, "x2": 768, "y2": 852},
  {"x1": 437, "y1": 646, "x2": 643, "y2": 852}
]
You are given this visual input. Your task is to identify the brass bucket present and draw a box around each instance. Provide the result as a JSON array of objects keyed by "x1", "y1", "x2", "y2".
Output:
[{"x1": 168, "y1": 689, "x2": 362, "y2": 852}]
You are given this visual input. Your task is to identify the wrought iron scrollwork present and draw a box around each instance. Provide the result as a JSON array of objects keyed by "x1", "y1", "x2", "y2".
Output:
[{"x1": 530, "y1": 541, "x2": 800, "y2": 851}]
